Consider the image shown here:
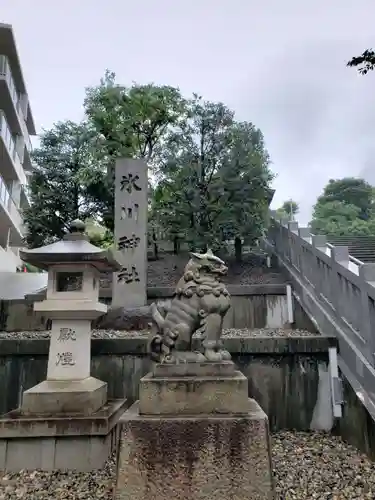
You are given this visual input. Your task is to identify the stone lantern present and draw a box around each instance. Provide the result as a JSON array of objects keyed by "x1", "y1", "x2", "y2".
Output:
[{"x1": 19, "y1": 219, "x2": 122, "y2": 416}]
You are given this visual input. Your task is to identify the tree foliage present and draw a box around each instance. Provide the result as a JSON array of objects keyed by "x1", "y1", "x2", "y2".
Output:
[
  {"x1": 23, "y1": 121, "x2": 100, "y2": 248},
  {"x1": 347, "y1": 49, "x2": 375, "y2": 75},
  {"x1": 316, "y1": 178, "x2": 373, "y2": 220},
  {"x1": 25, "y1": 75, "x2": 274, "y2": 257},
  {"x1": 152, "y1": 96, "x2": 274, "y2": 257},
  {"x1": 83, "y1": 71, "x2": 187, "y2": 231},
  {"x1": 310, "y1": 178, "x2": 375, "y2": 236},
  {"x1": 276, "y1": 199, "x2": 299, "y2": 220}
]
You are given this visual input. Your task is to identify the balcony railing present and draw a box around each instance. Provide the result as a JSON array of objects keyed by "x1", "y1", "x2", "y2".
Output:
[
  {"x1": 0, "y1": 111, "x2": 25, "y2": 183},
  {"x1": 0, "y1": 55, "x2": 19, "y2": 110},
  {"x1": 18, "y1": 111, "x2": 32, "y2": 153},
  {"x1": 0, "y1": 110, "x2": 15, "y2": 158},
  {"x1": 0, "y1": 173, "x2": 22, "y2": 232},
  {"x1": 0, "y1": 56, "x2": 32, "y2": 152}
]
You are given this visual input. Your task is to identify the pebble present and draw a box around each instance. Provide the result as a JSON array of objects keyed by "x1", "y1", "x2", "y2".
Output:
[
  {"x1": 1, "y1": 432, "x2": 374, "y2": 499},
  {"x1": 272, "y1": 431, "x2": 375, "y2": 499},
  {"x1": 0, "y1": 328, "x2": 317, "y2": 340}
]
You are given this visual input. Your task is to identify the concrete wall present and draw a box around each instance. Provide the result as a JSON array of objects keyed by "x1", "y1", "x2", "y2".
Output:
[
  {"x1": 0, "y1": 336, "x2": 335, "y2": 432},
  {"x1": 0, "y1": 246, "x2": 19, "y2": 271},
  {"x1": 0, "y1": 284, "x2": 290, "y2": 332}
]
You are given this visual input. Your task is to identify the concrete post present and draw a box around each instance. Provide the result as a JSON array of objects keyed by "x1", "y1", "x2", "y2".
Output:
[
  {"x1": 329, "y1": 246, "x2": 350, "y2": 315},
  {"x1": 298, "y1": 227, "x2": 310, "y2": 238},
  {"x1": 331, "y1": 246, "x2": 349, "y2": 267},
  {"x1": 358, "y1": 263, "x2": 375, "y2": 364},
  {"x1": 113, "y1": 158, "x2": 148, "y2": 308},
  {"x1": 311, "y1": 235, "x2": 327, "y2": 248}
]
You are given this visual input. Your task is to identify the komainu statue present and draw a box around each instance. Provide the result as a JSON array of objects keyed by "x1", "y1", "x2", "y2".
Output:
[{"x1": 148, "y1": 249, "x2": 232, "y2": 364}]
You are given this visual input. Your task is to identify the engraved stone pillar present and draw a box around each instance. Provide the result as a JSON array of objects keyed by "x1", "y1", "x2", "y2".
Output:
[{"x1": 113, "y1": 158, "x2": 148, "y2": 308}]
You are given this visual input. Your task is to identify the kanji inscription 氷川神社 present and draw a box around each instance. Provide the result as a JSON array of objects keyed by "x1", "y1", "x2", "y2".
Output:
[
  {"x1": 118, "y1": 234, "x2": 141, "y2": 250},
  {"x1": 120, "y1": 204, "x2": 139, "y2": 221},
  {"x1": 120, "y1": 173, "x2": 142, "y2": 193},
  {"x1": 113, "y1": 159, "x2": 147, "y2": 307},
  {"x1": 117, "y1": 265, "x2": 140, "y2": 284}
]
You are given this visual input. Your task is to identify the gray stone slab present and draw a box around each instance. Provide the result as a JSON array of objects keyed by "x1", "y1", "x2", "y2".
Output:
[
  {"x1": 113, "y1": 158, "x2": 148, "y2": 308},
  {"x1": 0, "y1": 399, "x2": 127, "y2": 439},
  {"x1": 153, "y1": 361, "x2": 235, "y2": 377},
  {"x1": 0, "y1": 399, "x2": 127, "y2": 472},
  {"x1": 115, "y1": 400, "x2": 274, "y2": 499},
  {"x1": 21, "y1": 376, "x2": 107, "y2": 416},
  {"x1": 139, "y1": 371, "x2": 249, "y2": 415}
]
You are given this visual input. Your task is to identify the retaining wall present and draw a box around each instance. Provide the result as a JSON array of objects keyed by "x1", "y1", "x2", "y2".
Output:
[
  {"x1": 0, "y1": 336, "x2": 334, "y2": 432},
  {"x1": 0, "y1": 285, "x2": 289, "y2": 331}
]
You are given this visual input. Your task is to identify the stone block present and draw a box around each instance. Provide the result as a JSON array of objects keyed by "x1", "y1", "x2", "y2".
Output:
[
  {"x1": 0, "y1": 399, "x2": 126, "y2": 472},
  {"x1": 139, "y1": 371, "x2": 249, "y2": 415},
  {"x1": 21, "y1": 376, "x2": 107, "y2": 415},
  {"x1": 153, "y1": 361, "x2": 235, "y2": 377},
  {"x1": 115, "y1": 400, "x2": 274, "y2": 500}
]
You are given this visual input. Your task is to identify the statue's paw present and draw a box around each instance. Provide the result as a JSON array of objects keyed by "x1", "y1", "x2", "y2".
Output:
[
  {"x1": 162, "y1": 354, "x2": 177, "y2": 364},
  {"x1": 204, "y1": 349, "x2": 222, "y2": 362},
  {"x1": 219, "y1": 349, "x2": 232, "y2": 361}
]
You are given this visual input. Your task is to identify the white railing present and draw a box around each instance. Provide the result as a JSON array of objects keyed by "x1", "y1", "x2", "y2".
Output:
[{"x1": 266, "y1": 214, "x2": 375, "y2": 422}]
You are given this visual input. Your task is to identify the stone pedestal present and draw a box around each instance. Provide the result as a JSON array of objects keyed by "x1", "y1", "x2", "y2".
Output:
[
  {"x1": 22, "y1": 377, "x2": 107, "y2": 416},
  {"x1": 0, "y1": 400, "x2": 127, "y2": 472},
  {"x1": 22, "y1": 319, "x2": 106, "y2": 415},
  {"x1": 115, "y1": 362, "x2": 274, "y2": 499}
]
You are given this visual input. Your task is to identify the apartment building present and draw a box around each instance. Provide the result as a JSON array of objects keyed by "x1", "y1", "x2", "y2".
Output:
[{"x1": 0, "y1": 23, "x2": 36, "y2": 271}]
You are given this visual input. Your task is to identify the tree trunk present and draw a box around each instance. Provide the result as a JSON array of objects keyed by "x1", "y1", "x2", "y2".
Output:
[
  {"x1": 152, "y1": 228, "x2": 158, "y2": 259},
  {"x1": 234, "y1": 237, "x2": 242, "y2": 262},
  {"x1": 173, "y1": 236, "x2": 179, "y2": 255}
]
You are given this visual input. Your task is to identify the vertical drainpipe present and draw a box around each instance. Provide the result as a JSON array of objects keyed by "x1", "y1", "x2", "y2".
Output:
[
  {"x1": 328, "y1": 346, "x2": 343, "y2": 418},
  {"x1": 286, "y1": 284, "x2": 294, "y2": 324}
]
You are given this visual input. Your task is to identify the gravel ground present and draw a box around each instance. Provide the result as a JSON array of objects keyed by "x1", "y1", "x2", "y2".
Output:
[
  {"x1": 272, "y1": 431, "x2": 375, "y2": 499},
  {"x1": 1, "y1": 432, "x2": 374, "y2": 499},
  {"x1": 0, "y1": 328, "x2": 317, "y2": 340}
]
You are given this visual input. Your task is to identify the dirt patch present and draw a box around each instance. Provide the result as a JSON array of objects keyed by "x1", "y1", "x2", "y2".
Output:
[{"x1": 147, "y1": 252, "x2": 285, "y2": 287}]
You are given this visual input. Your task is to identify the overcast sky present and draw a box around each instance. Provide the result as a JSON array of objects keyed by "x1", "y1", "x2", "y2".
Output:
[{"x1": 2, "y1": 0, "x2": 375, "y2": 224}]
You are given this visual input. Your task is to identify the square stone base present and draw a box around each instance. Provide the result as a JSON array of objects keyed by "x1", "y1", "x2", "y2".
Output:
[
  {"x1": 139, "y1": 368, "x2": 249, "y2": 415},
  {"x1": 115, "y1": 400, "x2": 274, "y2": 500},
  {"x1": 0, "y1": 399, "x2": 127, "y2": 472},
  {"x1": 21, "y1": 376, "x2": 107, "y2": 415}
]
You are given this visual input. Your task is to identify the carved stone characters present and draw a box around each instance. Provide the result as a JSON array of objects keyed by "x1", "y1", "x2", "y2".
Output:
[{"x1": 148, "y1": 249, "x2": 231, "y2": 364}]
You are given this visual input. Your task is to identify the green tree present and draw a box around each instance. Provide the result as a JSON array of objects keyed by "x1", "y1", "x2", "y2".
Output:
[
  {"x1": 83, "y1": 71, "x2": 187, "y2": 231},
  {"x1": 23, "y1": 121, "x2": 100, "y2": 248},
  {"x1": 276, "y1": 199, "x2": 299, "y2": 220},
  {"x1": 317, "y1": 178, "x2": 373, "y2": 220},
  {"x1": 153, "y1": 96, "x2": 273, "y2": 259},
  {"x1": 347, "y1": 49, "x2": 375, "y2": 75},
  {"x1": 310, "y1": 200, "x2": 361, "y2": 235},
  {"x1": 213, "y1": 121, "x2": 274, "y2": 260}
]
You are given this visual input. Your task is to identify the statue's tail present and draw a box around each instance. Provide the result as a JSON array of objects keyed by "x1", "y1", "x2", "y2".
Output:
[{"x1": 148, "y1": 302, "x2": 168, "y2": 362}]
